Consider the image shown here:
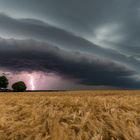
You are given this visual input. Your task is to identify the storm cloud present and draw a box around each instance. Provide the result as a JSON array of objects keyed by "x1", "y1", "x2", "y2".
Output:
[
  {"x1": 0, "y1": 38, "x2": 139, "y2": 88},
  {"x1": 0, "y1": 0, "x2": 140, "y2": 89}
]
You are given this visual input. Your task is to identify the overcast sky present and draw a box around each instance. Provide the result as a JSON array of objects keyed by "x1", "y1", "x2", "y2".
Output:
[{"x1": 0, "y1": 0, "x2": 140, "y2": 90}]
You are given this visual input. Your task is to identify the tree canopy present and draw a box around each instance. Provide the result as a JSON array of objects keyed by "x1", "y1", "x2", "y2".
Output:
[
  {"x1": 0, "y1": 76, "x2": 9, "y2": 89},
  {"x1": 12, "y1": 81, "x2": 27, "y2": 92}
]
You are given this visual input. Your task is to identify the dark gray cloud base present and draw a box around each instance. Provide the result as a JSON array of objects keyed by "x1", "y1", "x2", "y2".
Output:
[
  {"x1": 0, "y1": 0, "x2": 140, "y2": 88},
  {"x1": 0, "y1": 13, "x2": 140, "y2": 72},
  {"x1": 0, "y1": 38, "x2": 139, "y2": 88}
]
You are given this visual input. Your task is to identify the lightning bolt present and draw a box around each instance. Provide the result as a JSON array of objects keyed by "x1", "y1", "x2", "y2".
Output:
[{"x1": 30, "y1": 75, "x2": 35, "y2": 90}]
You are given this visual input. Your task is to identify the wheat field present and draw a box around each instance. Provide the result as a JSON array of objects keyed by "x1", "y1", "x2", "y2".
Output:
[{"x1": 0, "y1": 90, "x2": 140, "y2": 140}]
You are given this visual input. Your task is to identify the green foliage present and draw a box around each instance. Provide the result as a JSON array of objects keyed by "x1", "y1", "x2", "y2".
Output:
[
  {"x1": 0, "y1": 76, "x2": 9, "y2": 89},
  {"x1": 12, "y1": 81, "x2": 27, "y2": 92}
]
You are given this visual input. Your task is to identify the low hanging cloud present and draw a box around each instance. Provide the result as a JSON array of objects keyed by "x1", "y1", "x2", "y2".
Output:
[
  {"x1": 0, "y1": 0, "x2": 140, "y2": 89},
  {"x1": 0, "y1": 38, "x2": 139, "y2": 88},
  {"x1": 0, "y1": 13, "x2": 140, "y2": 74}
]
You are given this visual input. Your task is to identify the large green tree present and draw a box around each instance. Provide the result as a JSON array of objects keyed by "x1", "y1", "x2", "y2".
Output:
[
  {"x1": 12, "y1": 81, "x2": 27, "y2": 92},
  {"x1": 0, "y1": 76, "x2": 9, "y2": 89}
]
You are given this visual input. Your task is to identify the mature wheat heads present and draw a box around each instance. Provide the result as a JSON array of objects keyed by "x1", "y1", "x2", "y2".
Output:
[{"x1": 0, "y1": 90, "x2": 139, "y2": 140}]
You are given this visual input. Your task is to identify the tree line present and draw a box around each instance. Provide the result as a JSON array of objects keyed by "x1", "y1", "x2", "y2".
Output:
[{"x1": 0, "y1": 75, "x2": 27, "y2": 92}]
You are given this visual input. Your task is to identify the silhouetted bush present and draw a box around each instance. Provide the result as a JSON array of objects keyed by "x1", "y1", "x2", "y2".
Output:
[
  {"x1": 12, "y1": 81, "x2": 27, "y2": 92},
  {"x1": 0, "y1": 76, "x2": 9, "y2": 90}
]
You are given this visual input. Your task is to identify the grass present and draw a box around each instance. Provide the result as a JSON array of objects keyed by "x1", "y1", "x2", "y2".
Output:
[{"x1": 0, "y1": 90, "x2": 139, "y2": 140}]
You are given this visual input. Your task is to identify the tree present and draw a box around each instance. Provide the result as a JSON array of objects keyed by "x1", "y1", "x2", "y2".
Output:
[
  {"x1": 12, "y1": 81, "x2": 27, "y2": 92},
  {"x1": 0, "y1": 76, "x2": 9, "y2": 89}
]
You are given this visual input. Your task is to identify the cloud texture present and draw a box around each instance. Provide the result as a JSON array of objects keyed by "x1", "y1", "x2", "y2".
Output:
[
  {"x1": 0, "y1": 0, "x2": 140, "y2": 88},
  {"x1": 0, "y1": 38, "x2": 139, "y2": 88}
]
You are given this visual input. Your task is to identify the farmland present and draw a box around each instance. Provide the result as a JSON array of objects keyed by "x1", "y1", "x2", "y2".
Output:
[{"x1": 0, "y1": 90, "x2": 139, "y2": 140}]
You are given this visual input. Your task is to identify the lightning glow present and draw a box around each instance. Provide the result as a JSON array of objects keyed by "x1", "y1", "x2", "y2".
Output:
[{"x1": 30, "y1": 75, "x2": 35, "y2": 90}]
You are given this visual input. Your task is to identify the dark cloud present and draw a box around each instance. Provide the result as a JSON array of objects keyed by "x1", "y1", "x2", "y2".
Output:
[
  {"x1": 0, "y1": 13, "x2": 100, "y2": 51},
  {"x1": 0, "y1": 0, "x2": 140, "y2": 89},
  {"x1": 0, "y1": 0, "x2": 136, "y2": 34},
  {"x1": 0, "y1": 13, "x2": 140, "y2": 75},
  {"x1": 0, "y1": 38, "x2": 139, "y2": 88}
]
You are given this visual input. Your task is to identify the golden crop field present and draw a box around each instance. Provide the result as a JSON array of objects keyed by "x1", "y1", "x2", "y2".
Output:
[{"x1": 0, "y1": 90, "x2": 140, "y2": 140}]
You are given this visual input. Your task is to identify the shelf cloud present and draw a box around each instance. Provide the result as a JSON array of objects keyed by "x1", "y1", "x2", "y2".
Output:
[
  {"x1": 0, "y1": 0, "x2": 140, "y2": 89},
  {"x1": 0, "y1": 38, "x2": 139, "y2": 88}
]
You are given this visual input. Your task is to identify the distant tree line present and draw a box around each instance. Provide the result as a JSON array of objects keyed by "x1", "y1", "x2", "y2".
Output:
[{"x1": 0, "y1": 75, "x2": 26, "y2": 92}]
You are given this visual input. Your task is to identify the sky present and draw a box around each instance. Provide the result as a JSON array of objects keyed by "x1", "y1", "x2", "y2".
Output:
[{"x1": 0, "y1": 0, "x2": 140, "y2": 90}]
